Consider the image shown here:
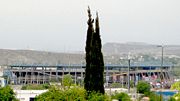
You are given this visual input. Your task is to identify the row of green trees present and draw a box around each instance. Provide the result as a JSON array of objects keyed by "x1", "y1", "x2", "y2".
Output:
[
  {"x1": 35, "y1": 86, "x2": 109, "y2": 101},
  {"x1": 34, "y1": 80, "x2": 162, "y2": 101},
  {"x1": 0, "y1": 81, "x2": 164, "y2": 101},
  {"x1": 35, "y1": 85, "x2": 131, "y2": 101}
]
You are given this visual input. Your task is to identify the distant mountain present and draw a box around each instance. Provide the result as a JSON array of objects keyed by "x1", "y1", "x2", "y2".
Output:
[
  {"x1": 102, "y1": 42, "x2": 180, "y2": 66},
  {"x1": 0, "y1": 42, "x2": 180, "y2": 66},
  {"x1": 103, "y1": 42, "x2": 180, "y2": 56},
  {"x1": 0, "y1": 49, "x2": 84, "y2": 65}
]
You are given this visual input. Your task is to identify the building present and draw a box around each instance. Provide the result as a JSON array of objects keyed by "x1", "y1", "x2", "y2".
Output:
[
  {"x1": 3, "y1": 64, "x2": 173, "y2": 87},
  {"x1": 0, "y1": 67, "x2": 6, "y2": 87}
]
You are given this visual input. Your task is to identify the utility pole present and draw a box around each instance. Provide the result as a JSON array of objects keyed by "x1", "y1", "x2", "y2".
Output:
[
  {"x1": 128, "y1": 59, "x2": 130, "y2": 93},
  {"x1": 75, "y1": 67, "x2": 77, "y2": 85},
  {"x1": 106, "y1": 65, "x2": 109, "y2": 87},
  {"x1": 157, "y1": 45, "x2": 164, "y2": 101},
  {"x1": 120, "y1": 55, "x2": 131, "y2": 93}
]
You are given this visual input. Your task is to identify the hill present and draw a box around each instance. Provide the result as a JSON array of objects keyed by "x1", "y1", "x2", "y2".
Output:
[
  {"x1": 103, "y1": 42, "x2": 180, "y2": 56},
  {"x1": 0, "y1": 42, "x2": 180, "y2": 65},
  {"x1": 102, "y1": 42, "x2": 180, "y2": 66},
  {"x1": 0, "y1": 49, "x2": 84, "y2": 65}
]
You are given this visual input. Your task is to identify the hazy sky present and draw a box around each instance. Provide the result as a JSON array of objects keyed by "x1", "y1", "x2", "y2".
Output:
[{"x1": 0, "y1": 0, "x2": 180, "y2": 52}]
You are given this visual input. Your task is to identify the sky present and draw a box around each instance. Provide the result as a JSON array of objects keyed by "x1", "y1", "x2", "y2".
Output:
[{"x1": 0, "y1": 0, "x2": 180, "y2": 52}]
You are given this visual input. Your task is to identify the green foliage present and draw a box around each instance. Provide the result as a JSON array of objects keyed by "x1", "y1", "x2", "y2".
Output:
[
  {"x1": 62, "y1": 74, "x2": 72, "y2": 88},
  {"x1": 172, "y1": 92, "x2": 180, "y2": 101},
  {"x1": 0, "y1": 86, "x2": 19, "y2": 101},
  {"x1": 42, "y1": 83, "x2": 50, "y2": 89},
  {"x1": 21, "y1": 84, "x2": 50, "y2": 90},
  {"x1": 88, "y1": 92, "x2": 111, "y2": 101},
  {"x1": 111, "y1": 92, "x2": 131, "y2": 101},
  {"x1": 35, "y1": 86, "x2": 86, "y2": 101},
  {"x1": 171, "y1": 81, "x2": 180, "y2": 91},
  {"x1": 136, "y1": 82, "x2": 161, "y2": 101},
  {"x1": 130, "y1": 80, "x2": 135, "y2": 88},
  {"x1": 35, "y1": 86, "x2": 66, "y2": 101},
  {"x1": 66, "y1": 86, "x2": 86, "y2": 101},
  {"x1": 168, "y1": 96, "x2": 176, "y2": 101},
  {"x1": 84, "y1": 7, "x2": 105, "y2": 94},
  {"x1": 137, "y1": 81, "x2": 151, "y2": 95},
  {"x1": 111, "y1": 83, "x2": 122, "y2": 88},
  {"x1": 50, "y1": 78, "x2": 58, "y2": 82},
  {"x1": 148, "y1": 92, "x2": 161, "y2": 101},
  {"x1": 35, "y1": 85, "x2": 111, "y2": 101}
]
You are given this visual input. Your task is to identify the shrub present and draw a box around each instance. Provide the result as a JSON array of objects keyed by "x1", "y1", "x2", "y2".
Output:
[
  {"x1": 35, "y1": 85, "x2": 112, "y2": 101},
  {"x1": 62, "y1": 74, "x2": 72, "y2": 89},
  {"x1": 111, "y1": 92, "x2": 131, "y2": 101},
  {"x1": 0, "y1": 86, "x2": 19, "y2": 101},
  {"x1": 168, "y1": 96, "x2": 176, "y2": 101},
  {"x1": 172, "y1": 92, "x2": 180, "y2": 101},
  {"x1": 148, "y1": 92, "x2": 161, "y2": 101},
  {"x1": 111, "y1": 83, "x2": 122, "y2": 88},
  {"x1": 88, "y1": 92, "x2": 111, "y2": 101},
  {"x1": 35, "y1": 86, "x2": 86, "y2": 101},
  {"x1": 21, "y1": 84, "x2": 50, "y2": 90},
  {"x1": 171, "y1": 81, "x2": 180, "y2": 91},
  {"x1": 137, "y1": 81, "x2": 151, "y2": 95},
  {"x1": 65, "y1": 86, "x2": 86, "y2": 101},
  {"x1": 35, "y1": 86, "x2": 66, "y2": 101}
]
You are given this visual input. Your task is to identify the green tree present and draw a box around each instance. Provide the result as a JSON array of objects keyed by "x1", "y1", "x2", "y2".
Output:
[
  {"x1": 84, "y1": 7, "x2": 105, "y2": 94},
  {"x1": 171, "y1": 81, "x2": 180, "y2": 91},
  {"x1": 137, "y1": 81, "x2": 151, "y2": 95},
  {"x1": 62, "y1": 74, "x2": 73, "y2": 89},
  {"x1": 136, "y1": 81, "x2": 162, "y2": 101},
  {"x1": 148, "y1": 92, "x2": 161, "y2": 101},
  {"x1": 35, "y1": 86, "x2": 86, "y2": 101},
  {"x1": 111, "y1": 92, "x2": 131, "y2": 101},
  {"x1": 35, "y1": 86, "x2": 66, "y2": 101},
  {"x1": 168, "y1": 96, "x2": 176, "y2": 101},
  {"x1": 0, "y1": 86, "x2": 19, "y2": 101},
  {"x1": 172, "y1": 92, "x2": 180, "y2": 101}
]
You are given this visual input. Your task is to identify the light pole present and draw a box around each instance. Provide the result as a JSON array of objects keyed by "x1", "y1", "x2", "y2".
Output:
[
  {"x1": 157, "y1": 45, "x2": 164, "y2": 101},
  {"x1": 128, "y1": 59, "x2": 130, "y2": 93},
  {"x1": 119, "y1": 58, "x2": 131, "y2": 93},
  {"x1": 157, "y1": 45, "x2": 164, "y2": 68},
  {"x1": 106, "y1": 63, "x2": 109, "y2": 87}
]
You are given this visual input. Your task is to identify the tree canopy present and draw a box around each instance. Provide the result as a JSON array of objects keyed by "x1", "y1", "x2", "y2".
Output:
[
  {"x1": 171, "y1": 81, "x2": 180, "y2": 91},
  {"x1": 0, "y1": 86, "x2": 19, "y2": 101},
  {"x1": 35, "y1": 86, "x2": 86, "y2": 101},
  {"x1": 35, "y1": 86, "x2": 110, "y2": 101},
  {"x1": 137, "y1": 81, "x2": 151, "y2": 95},
  {"x1": 111, "y1": 92, "x2": 131, "y2": 101},
  {"x1": 62, "y1": 74, "x2": 73, "y2": 88}
]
